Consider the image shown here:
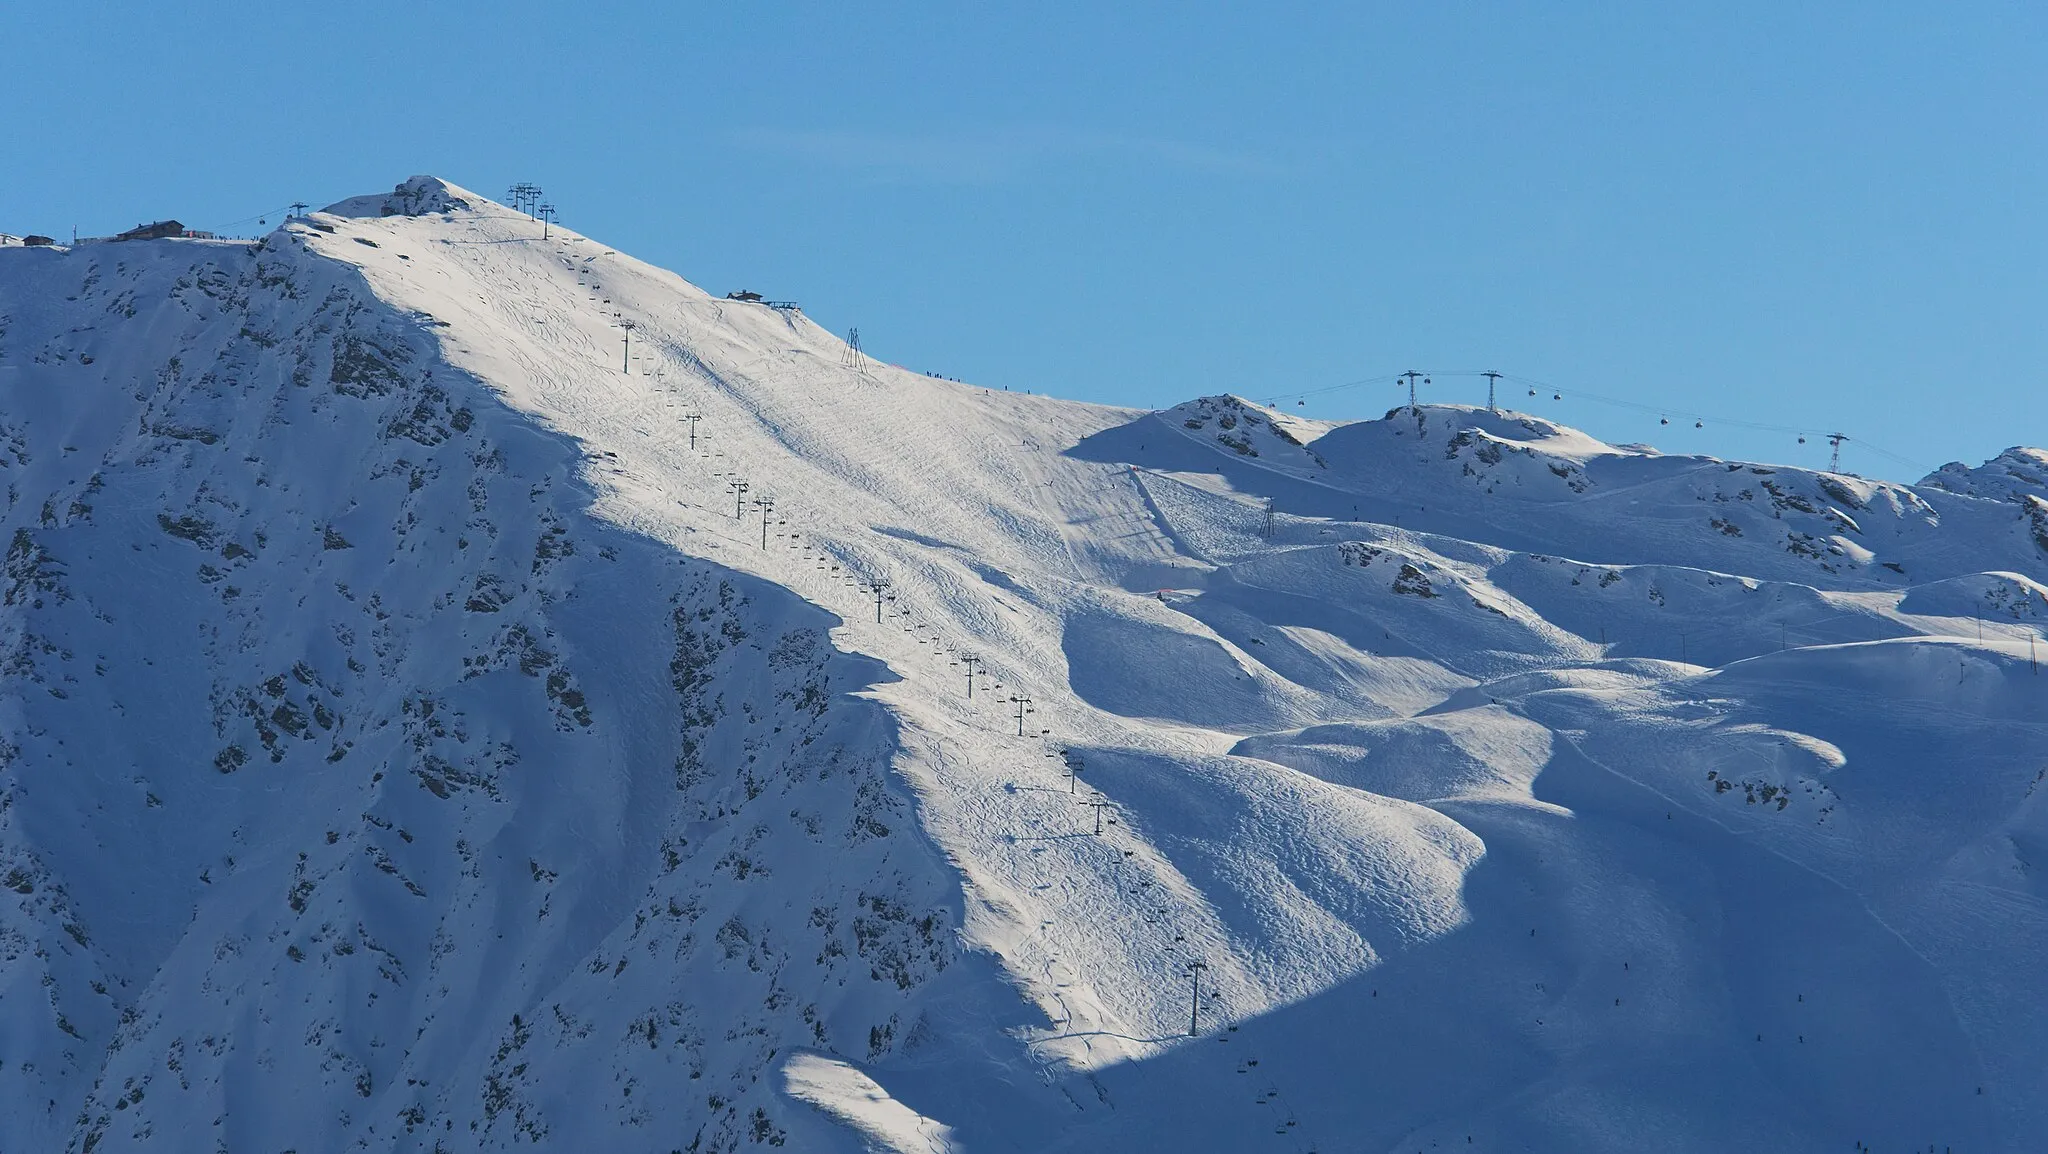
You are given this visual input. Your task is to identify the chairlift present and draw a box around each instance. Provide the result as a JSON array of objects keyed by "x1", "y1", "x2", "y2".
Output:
[
  {"x1": 1797, "y1": 435, "x2": 1807, "y2": 444},
  {"x1": 1528, "y1": 387, "x2": 1537, "y2": 397},
  {"x1": 1694, "y1": 420, "x2": 1703, "y2": 429},
  {"x1": 1552, "y1": 392, "x2": 1561, "y2": 401},
  {"x1": 1660, "y1": 417, "x2": 1670, "y2": 426}
]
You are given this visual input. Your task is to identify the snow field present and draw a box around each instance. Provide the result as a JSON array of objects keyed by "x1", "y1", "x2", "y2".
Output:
[{"x1": 2, "y1": 176, "x2": 2046, "y2": 1151}]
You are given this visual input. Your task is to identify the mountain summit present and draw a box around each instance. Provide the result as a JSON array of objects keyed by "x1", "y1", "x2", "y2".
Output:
[{"x1": 2, "y1": 178, "x2": 2045, "y2": 1152}]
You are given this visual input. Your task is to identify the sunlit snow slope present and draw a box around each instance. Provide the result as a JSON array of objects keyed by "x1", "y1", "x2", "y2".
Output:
[{"x1": 3, "y1": 178, "x2": 2046, "y2": 1154}]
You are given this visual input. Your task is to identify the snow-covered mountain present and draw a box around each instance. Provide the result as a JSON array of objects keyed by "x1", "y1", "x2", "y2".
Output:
[{"x1": 2, "y1": 177, "x2": 2045, "y2": 1153}]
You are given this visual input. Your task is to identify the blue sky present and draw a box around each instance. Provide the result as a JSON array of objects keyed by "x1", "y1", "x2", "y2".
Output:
[{"x1": 9, "y1": 2, "x2": 2043, "y2": 480}]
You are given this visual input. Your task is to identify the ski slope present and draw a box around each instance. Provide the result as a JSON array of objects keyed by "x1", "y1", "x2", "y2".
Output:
[{"x1": 2, "y1": 177, "x2": 2046, "y2": 1153}]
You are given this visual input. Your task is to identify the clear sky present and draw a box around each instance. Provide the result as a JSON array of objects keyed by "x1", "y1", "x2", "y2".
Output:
[{"x1": 9, "y1": 2, "x2": 2043, "y2": 481}]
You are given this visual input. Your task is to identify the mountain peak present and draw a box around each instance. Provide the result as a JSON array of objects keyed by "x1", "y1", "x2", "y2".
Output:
[
  {"x1": 320, "y1": 175, "x2": 480, "y2": 219},
  {"x1": 3, "y1": 175, "x2": 2047, "y2": 1153},
  {"x1": 1164, "y1": 394, "x2": 1326, "y2": 459},
  {"x1": 1921, "y1": 445, "x2": 2048, "y2": 501}
]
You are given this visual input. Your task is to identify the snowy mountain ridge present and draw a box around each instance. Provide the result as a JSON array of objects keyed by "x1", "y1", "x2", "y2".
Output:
[{"x1": 1, "y1": 176, "x2": 2045, "y2": 1153}]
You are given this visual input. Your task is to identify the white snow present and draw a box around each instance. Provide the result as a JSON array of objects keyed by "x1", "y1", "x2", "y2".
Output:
[
  {"x1": 782, "y1": 1053, "x2": 954, "y2": 1154},
  {"x1": 1923, "y1": 447, "x2": 2048, "y2": 502},
  {"x1": 1, "y1": 175, "x2": 2046, "y2": 1152}
]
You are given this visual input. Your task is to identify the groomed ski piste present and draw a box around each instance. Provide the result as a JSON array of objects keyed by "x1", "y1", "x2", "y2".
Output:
[{"x1": 2, "y1": 177, "x2": 2046, "y2": 1153}]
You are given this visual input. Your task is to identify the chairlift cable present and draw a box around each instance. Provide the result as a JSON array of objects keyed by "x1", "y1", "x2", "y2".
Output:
[
  {"x1": 201, "y1": 204, "x2": 302, "y2": 233},
  {"x1": 1259, "y1": 368, "x2": 1925, "y2": 471}
]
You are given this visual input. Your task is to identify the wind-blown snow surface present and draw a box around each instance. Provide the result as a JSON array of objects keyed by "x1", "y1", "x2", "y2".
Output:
[{"x1": 2, "y1": 177, "x2": 2045, "y2": 1152}]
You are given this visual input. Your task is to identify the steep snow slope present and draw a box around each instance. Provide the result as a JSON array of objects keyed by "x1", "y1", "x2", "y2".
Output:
[
  {"x1": 2, "y1": 177, "x2": 2046, "y2": 1153},
  {"x1": 0, "y1": 190, "x2": 963, "y2": 1154}
]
